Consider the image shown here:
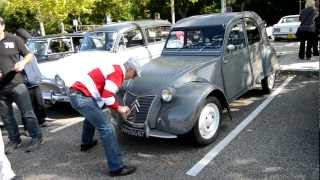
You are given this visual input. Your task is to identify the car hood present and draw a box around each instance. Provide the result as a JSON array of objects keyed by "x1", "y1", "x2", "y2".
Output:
[
  {"x1": 126, "y1": 56, "x2": 219, "y2": 95},
  {"x1": 273, "y1": 22, "x2": 300, "y2": 28},
  {"x1": 39, "y1": 51, "x2": 125, "y2": 86}
]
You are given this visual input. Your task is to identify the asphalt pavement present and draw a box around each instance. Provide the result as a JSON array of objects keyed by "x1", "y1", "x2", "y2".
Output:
[{"x1": 2, "y1": 41, "x2": 319, "y2": 180}]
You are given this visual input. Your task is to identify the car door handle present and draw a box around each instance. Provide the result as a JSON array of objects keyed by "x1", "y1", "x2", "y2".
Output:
[{"x1": 223, "y1": 59, "x2": 230, "y2": 64}]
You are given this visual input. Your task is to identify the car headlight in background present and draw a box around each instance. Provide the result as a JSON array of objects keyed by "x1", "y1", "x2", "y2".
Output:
[
  {"x1": 161, "y1": 87, "x2": 176, "y2": 102},
  {"x1": 54, "y1": 74, "x2": 66, "y2": 88}
]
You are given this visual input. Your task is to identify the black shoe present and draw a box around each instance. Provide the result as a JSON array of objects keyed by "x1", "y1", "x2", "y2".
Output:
[
  {"x1": 5, "y1": 141, "x2": 22, "y2": 154},
  {"x1": 25, "y1": 138, "x2": 44, "y2": 153},
  {"x1": 110, "y1": 165, "x2": 136, "y2": 177},
  {"x1": 11, "y1": 175, "x2": 23, "y2": 180},
  {"x1": 80, "y1": 140, "x2": 98, "y2": 152}
]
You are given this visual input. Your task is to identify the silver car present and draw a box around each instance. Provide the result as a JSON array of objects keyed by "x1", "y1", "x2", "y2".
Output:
[{"x1": 119, "y1": 12, "x2": 279, "y2": 145}]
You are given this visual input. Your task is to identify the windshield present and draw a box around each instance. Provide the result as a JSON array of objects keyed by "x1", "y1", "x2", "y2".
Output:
[
  {"x1": 165, "y1": 25, "x2": 225, "y2": 51},
  {"x1": 27, "y1": 40, "x2": 48, "y2": 55},
  {"x1": 80, "y1": 31, "x2": 117, "y2": 51}
]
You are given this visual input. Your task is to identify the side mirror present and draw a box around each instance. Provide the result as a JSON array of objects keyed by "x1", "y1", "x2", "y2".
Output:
[{"x1": 227, "y1": 44, "x2": 236, "y2": 53}]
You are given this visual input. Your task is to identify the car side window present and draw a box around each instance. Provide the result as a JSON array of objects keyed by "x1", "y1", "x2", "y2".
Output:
[
  {"x1": 48, "y1": 38, "x2": 72, "y2": 54},
  {"x1": 227, "y1": 22, "x2": 246, "y2": 53},
  {"x1": 245, "y1": 19, "x2": 261, "y2": 45},
  {"x1": 123, "y1": 29, "x2": 144, "y2": 48},
  {"x1": 146, "y1": 26, "x2": 170, "y2": 43}
]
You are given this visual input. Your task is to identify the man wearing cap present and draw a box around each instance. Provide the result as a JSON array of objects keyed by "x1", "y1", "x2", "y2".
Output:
[{"x1": 68, "y1": 58, "x2": 140, "y2": 177}]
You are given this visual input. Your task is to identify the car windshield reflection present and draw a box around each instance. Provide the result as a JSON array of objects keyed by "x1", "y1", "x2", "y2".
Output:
[
  {"x1": 281, "y1": 16, "x2": 299, "y2": 23},
  {"x1": 80, "y1": 31, "x2": 117, "y2": 51},
  {"x1": 27, "y1": 40, "x2": 48, "y2": 56},
  {"x1": 165, "y1": 25, "x2": 225, "y2": 51}
]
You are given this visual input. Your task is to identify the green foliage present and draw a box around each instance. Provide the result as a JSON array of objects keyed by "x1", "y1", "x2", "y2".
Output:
[{"x1": 1, "y1": 0, "x2": 303, "y2": 34}]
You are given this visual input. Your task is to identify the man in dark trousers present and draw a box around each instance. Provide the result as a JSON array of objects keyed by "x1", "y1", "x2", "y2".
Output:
[
  {"x1": 0, "y1": 16, "x2": 43, "y2": 154},
  {"x1": 68, "y1": 58, "x2": 140, "y2": 177},
  {"x1": 15, "y1": 28, "x2": 48, "y2": 127}
]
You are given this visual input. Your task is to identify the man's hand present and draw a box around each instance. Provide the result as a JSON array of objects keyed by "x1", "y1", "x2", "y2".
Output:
[
  {"x1": 0, "y1": 71, "x2": 2, "y2": 79},
  {"x1": 14, "y1": 60, "x2": 27, "y2": 72},
  {"x1": 14, "y1": 53, "x2": 33, "y2": 72},
  {"x1": 117, "y1": 106, "x2": 131, "y2": 119}
]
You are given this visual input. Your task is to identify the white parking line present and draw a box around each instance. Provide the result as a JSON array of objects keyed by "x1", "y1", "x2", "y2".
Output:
[
  {"x1": 186, "y1": 76, "x2": 295, "y2": 177},
  {"x1": 50, "y1": 117, "x2": 84, "y2": 133},
  {"x1": 49, "y1": 109, "x2": 113, "y2": 133}
]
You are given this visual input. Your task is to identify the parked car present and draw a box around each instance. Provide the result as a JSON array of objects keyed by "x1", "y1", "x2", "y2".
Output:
[
  {"x1": 39, "y1": 20, "x2": 171, "y2": 104},
  {"x1": 27, "y1": 33, "x2": 85, "y2": 63},
  {"x1": 272, "y1": 15, "x2": 300, "y2": 41},
  {"x1": 119, "y1": 12, "x2": 279, "y2": 145}
]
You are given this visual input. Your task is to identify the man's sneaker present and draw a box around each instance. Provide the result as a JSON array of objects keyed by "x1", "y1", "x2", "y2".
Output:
[
  {"x1": 11, "y1": 175, "x2": 23, "y2": 180},
  {"x1": 80, "y1": 140, "x2": 98, "y2": 152},
  {"x1": 25, "y1": 138, "x2": 44, "y2": 153},
  {"x1": 109, "y1": 165, "x2": 136, "y2": 177},
  {"x1": 5, "y1": 141, "x2": 22, "y2": 154}
]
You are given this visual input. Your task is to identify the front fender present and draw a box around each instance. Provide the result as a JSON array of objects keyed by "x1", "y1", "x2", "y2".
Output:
[
  {"x1": 262, "y1": 46, "x2": 279, "y2": 77},
  {"x1": 156, "y1": 82, "x2": 217, "y2": 135}
]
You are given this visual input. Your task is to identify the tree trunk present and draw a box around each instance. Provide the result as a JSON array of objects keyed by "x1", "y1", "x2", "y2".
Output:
[
  {"x1": 171, "y1": 0, "x2": 175, "y2": 24},
  {"x1": 60, "y1": 22, "x2": 65, "y2": 33},
  {"x1": 39, "y1": 21, "x2": 45, "y2": 36}
]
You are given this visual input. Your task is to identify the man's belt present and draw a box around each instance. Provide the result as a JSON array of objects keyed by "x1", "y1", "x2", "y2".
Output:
[{"x1": 69, "y1": 88, "x2": 86, "y2": 96}]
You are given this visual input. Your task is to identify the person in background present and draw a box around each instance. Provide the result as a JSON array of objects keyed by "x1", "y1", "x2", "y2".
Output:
[
  {"x1": 68, "y1": 58, "x2": 140, "y2": 177},
  {"x1": 0, "y1": 16, "x2": 43, "y2": 154},
  {"x1": 0, "y1": 125, "x2": 23, "y2": 180},
  {"x1": 298, "y1": 0, "x2": 319, "y2": 60},
  {"x1": 312, "y1": 0, "x2": 320, "y2": 56},
  {"x1": 15, "y1": 28, "x2": 48, "y2": 127}
]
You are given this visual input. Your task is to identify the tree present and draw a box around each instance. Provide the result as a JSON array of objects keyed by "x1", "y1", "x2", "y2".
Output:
[{"x1": 4, "y1": 0, "x2": 95, "y2": 35}]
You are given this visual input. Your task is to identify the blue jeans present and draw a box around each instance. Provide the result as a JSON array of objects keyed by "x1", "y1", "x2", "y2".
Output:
[
  {"x1": 69, "y1": 93, "x2": 124, "y2": 171},
  {"x1": 0, "y1": 83, "x2": 42, "y2": 143}
]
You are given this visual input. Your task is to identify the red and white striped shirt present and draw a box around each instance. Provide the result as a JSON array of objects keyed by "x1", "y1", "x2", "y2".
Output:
[{"x1": 71, "y1": 64, "x2": 125, "y2": 109}]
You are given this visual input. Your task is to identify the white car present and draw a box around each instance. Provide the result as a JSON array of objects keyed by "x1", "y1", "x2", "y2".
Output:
[
  {"x1": 272, "y1": 15, "x2": 300, "y2": 40},
  {"x1": 39, "y1": 20, "x2": 171, "y2": 104}
]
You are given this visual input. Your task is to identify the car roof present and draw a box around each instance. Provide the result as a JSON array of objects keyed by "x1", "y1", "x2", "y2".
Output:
[
  {"x1": 29, "y1": 32, "x2": 85, "y2": 40},
  {"x1": 173, "y1": 11, "x2": 263, "y2": 29},
  {"x1": 94, "y1": 20, "x2": 171, "y2": 33},
  {"x1": 281, "y1": 15, "x2": 299, "y2": 18}
]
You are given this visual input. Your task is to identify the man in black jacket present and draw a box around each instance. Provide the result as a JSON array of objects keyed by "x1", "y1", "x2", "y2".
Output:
[{"x1": 0, "y1": 16, "x2": 43, "y2": 154}]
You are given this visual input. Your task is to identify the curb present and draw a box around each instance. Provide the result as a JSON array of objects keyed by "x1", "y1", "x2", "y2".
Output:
[{"x1": 279, "y1": 69, "x2": 319, "y2": 76}]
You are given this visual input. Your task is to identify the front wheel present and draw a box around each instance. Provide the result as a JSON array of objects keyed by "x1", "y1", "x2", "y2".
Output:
[
  {"x1": 193, "y1": 97, "x2": 222, "y2": 146},
  {"x1": 261, "y1": 71, "x2": 276, "y2": 94}
]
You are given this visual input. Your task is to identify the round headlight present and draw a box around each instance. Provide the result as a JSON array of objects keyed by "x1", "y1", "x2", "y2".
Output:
[
  {"x1": 161, "y1": 87, "x2": 176, "y2": 102},
  {"x1": 54, "y1": 75, "x2": 65, "y2": 88}
]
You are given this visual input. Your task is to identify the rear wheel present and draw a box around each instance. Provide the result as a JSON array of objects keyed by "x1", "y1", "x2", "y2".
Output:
[
  {"x1": 193, "y1": 97, "x2": 222, "y2": 146},
  {"x1": 262, "y1": 71, "x2": 276, "y2": 94}
]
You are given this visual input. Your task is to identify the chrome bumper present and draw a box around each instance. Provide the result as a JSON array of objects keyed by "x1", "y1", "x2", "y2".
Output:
[{"x1": 42, "y1": 91, "x2": 70, "y2": 104}]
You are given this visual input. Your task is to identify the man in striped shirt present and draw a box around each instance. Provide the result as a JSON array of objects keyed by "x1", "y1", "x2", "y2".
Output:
[{"x1": 68, "y1": 58, "x2": 140, "y2": 177}]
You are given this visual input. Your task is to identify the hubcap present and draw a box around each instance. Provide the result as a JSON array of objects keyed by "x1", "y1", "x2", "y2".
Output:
[
  {"x1": 268, "y1": 72, "x2": 275, "y2": 89},
  {"x1": 198, "y1": 103, "x2": 220, "y2": 140}
]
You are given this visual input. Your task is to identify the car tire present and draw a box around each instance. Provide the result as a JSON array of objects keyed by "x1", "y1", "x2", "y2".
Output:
[
  {"x1": 193, "y1": 96, "x2": 222, "y2": 146},
  {"x1": 261, "y1": 71, "x2": 276, "y2": 94}
]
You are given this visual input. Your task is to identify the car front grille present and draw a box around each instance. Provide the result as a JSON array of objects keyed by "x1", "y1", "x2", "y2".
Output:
[
  {"x1": 273, "y1": 28, "x2": 281, "y2": 32},
  {"x1": 125, "y1": 93, "x2": 155, "y2": 124}
]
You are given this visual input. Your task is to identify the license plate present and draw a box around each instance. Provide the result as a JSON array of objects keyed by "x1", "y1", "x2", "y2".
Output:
[
  {"x1": 288, "y1": 33, "x2": 295, "y2": 39},
  {"x1": 120, "y1": 125, "x2": 145, "y2": 137}
]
